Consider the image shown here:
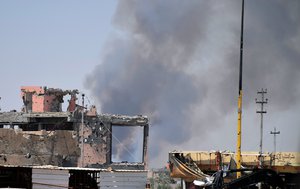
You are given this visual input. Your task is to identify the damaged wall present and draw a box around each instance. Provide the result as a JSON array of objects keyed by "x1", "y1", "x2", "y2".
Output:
[
  {"x1": 79, "y1": 113, "x2": 149, "y2": 168},
  {"x1": 0, "y1": 129, "x2": 80, "y2": 166},
  {"x1": 21, "y1": 86, "x2": 78, "y2": 113},
  {"x1": 0, "y1": 86, "x2": 149, "y2": 170}
]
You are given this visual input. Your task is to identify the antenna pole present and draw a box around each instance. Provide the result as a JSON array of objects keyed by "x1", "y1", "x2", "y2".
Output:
[
  {"x1": 256, "y1": 88, "x2": 268, "y2": 167},
  {"x1": 236, "y1": 0, "x2": 244, "y2": 178}
]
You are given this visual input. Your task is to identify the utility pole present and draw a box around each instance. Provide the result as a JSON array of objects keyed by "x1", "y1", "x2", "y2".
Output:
[
  {"x1": 81, "y1": 93, "x2": 85, "y2": 167},
  {"x1": 270, "y1": 127, "x2": 280, "y2": 163},
  {"x1": 255, "y1": 88, "x2": 268, "y2": 167}
]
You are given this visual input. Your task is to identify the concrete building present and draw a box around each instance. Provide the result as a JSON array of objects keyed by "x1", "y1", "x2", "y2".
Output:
[{"x1": 0, "y1": 86, "x2": 149, "y2": 188}]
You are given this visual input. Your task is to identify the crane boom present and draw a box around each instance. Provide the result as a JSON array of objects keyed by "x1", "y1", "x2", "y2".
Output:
[{"x1": 236, "y1": 0, "x2": 244, "y2": 178}]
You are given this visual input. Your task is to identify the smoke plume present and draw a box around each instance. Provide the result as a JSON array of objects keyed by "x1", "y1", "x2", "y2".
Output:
[{"x1": 85, "y1": 0, "x2": 300, "y2": 167}]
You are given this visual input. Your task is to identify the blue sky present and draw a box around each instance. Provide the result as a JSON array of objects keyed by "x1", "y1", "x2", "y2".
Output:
[{"x1": 0, "y1": 0, "x2": 117, "y2": 110}]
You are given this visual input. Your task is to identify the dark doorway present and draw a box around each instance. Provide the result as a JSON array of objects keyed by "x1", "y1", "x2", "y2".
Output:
[
  {"x1": 0, "y1": 167, "x2": 32, "y2": 189},
  {"x1": 69, "y1": 170, "x2": 99, "y2": 189}
]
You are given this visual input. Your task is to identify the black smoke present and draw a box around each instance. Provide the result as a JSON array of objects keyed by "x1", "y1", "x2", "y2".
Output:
[{"x1": 85, "y1": 0, "x2": 300, "y2": 166}]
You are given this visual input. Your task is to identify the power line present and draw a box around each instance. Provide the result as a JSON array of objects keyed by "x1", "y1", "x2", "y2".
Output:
[{"x1": 110, "y1": 129, "x2": 137, "y2": 161}]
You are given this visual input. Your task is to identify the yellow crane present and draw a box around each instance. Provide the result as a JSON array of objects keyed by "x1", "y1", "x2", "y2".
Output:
[{"x1": 236, "y1": 0, "x2": 244, "y2": 178}]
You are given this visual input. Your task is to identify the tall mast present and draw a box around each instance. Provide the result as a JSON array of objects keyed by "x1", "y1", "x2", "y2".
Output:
[{"x1": 236, "y1": 0, "x2": 244, "y2": 178}]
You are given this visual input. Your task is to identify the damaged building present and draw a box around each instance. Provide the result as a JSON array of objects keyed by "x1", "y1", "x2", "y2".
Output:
[{"x1": 0, "y1": 86, "x2": 149, "y2": 188}]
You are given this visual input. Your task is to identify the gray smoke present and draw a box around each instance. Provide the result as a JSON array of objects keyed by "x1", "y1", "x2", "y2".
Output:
[{"x1": 85, "y1": 0, "x2": 300, "y2": 167}]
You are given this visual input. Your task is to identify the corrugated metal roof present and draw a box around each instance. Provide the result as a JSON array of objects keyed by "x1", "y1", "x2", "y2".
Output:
[
  {"x1": 32, "y1": 168, "x2": 69, "y2": 189},
  {"x1": 99, "y1": 171, "x2": 147, "y2": 189},
  {"x1": 0, "y1": 164, "x2": 148, "y2": 172}
]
